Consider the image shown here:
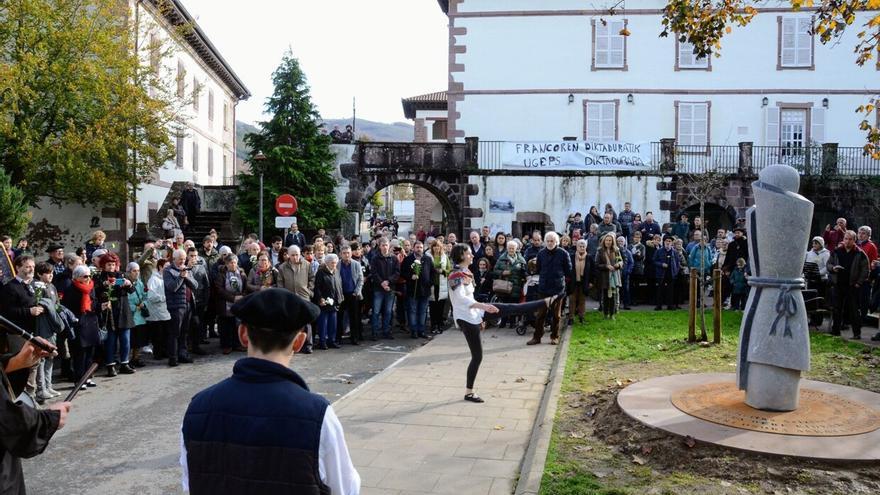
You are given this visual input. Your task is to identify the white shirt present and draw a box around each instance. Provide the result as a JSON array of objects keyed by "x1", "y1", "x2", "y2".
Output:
[
  {"x1": 449, "y1": 276, "x2": 483, "y2": 325},
  {"x1": 180, "y1": 405, "x2": 360, "y2": 494},
  {"x1": 805, "y1": 248, "x2": 830, "y2": 279}
]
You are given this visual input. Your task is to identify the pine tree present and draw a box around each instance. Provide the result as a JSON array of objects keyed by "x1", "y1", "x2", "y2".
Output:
[
  {"x1": 0, "y1": 168, "x2": 30, "y2": 239},
  {"x1": 236, "y1": 52, "x2": 345, "y2": 237}
]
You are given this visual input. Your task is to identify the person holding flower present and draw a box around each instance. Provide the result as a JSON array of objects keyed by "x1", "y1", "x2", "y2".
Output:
[
  {"x1": 595, "y1": 233, "x2": 624, "y2": 320},
  {"x1": 428, "y1": 239, "x2": 451, "y2": 334},
  {"x1": 312, "y1": 254, "x2": 343, "y2": 349},
  {"x1": 33, "y1": 262, "x2": 63, "y2": 402},
  {"x1": 96, "y1": 252, "x2": 136, "y2": 377},
  {"x1": 246, "y1": 251, "x2": 280, "y2": 294},
  {"x1": 214, "y1": 254, "x2": 247, "y2": 354},
  {"x1": 401, "y1": 241, "x2": 434, "y2": 339}
]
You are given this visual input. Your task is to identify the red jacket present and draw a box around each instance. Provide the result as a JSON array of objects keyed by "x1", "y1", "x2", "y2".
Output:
[
  {"x1": 823, "y1": 228, "x2": 846, "y2": 251},
  {"x1": 858, "y1": 240, "x2": 878, "y2": 263}
]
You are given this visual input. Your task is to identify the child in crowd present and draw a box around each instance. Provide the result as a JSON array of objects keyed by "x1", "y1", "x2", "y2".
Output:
[{"x1": 729, "y1": 258, "x2": 750, "y2": 311}]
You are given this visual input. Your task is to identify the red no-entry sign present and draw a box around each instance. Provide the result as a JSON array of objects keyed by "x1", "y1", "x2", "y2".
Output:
[{"x1": 275, "y1": 194, "x2": 298, "y2": 216}]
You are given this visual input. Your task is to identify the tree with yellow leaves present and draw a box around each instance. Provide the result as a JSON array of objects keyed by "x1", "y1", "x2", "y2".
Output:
[{"x1": 661, "y1": 1, "x2": 880, "y2": 156}]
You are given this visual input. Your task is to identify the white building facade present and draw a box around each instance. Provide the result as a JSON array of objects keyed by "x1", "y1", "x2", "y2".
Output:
[
  {"x1": 433, "y1": 0, "x2": 879, "y2": 233},
  {"x1": 28, "y1": 0, "x2": 249, "y2": 253},
  {"x1": 442, "y1": 0, "x2": 876, "y2": 148}
]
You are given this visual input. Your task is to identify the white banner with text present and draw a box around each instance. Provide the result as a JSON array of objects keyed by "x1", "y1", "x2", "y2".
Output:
[{"x1": 500, "y1": 141, "x2": 653, "y2": 171}]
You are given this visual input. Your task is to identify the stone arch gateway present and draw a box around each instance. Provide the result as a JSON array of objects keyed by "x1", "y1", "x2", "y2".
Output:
[{"x1": 339, "y1": 141, "x2": 482, "y2": 236}]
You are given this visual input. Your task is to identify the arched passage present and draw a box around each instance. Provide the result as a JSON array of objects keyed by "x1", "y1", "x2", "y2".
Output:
[
  {"x1": 681, "y1": 202, "x2": 737, "y2": 233},
  {"x1": 359, "y1": 180, "x2": 459, "y2": 237},
  {"x1": 341, "y1": 164, "x2": 473, "y2": 237}
]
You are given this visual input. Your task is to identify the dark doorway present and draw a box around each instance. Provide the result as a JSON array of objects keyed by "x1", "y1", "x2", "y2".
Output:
[{"x1": 682, "y1": 203, "x2": 735, "y2": 234}]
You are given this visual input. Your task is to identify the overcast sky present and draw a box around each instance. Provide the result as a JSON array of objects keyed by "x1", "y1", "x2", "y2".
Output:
[{"x1": 180, "y1": 0, "x2": 449, "y2": 126}]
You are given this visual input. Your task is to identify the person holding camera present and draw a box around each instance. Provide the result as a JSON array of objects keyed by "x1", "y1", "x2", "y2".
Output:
[{"x1": 164, "y1": 249, "x2": 198, "y2": 366}]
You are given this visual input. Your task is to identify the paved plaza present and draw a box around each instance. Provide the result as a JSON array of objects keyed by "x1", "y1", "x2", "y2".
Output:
[{"x1": 335, "y1": 327, "x2": 558, "y2": 495}]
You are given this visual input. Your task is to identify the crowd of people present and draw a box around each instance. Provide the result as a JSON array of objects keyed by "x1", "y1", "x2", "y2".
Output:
[{"x1": 1, "y1": 202, "x2": 878, "y2": 408}]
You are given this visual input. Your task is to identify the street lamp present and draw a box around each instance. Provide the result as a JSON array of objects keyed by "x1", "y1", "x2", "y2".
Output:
[{"x1": 253, "y1": 150, "x2": 267, "y2": 241}]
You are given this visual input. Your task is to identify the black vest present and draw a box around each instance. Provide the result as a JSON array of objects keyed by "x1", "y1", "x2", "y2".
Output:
[{"x1": 183, "y1": 358, "x2": 330, "y2": 495}]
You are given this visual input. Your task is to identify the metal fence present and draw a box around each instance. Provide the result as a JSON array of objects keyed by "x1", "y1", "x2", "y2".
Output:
[
  {"x1": 752, "y1": 145, "x2": 824, "y2": 175},
  {"x1": 835, "y1": 146, "x2": 880, "y2": 175},
  {"x1": 668, "y1": 145, "x2": 741, "y2": 175},
  {"x1": 477, "y1": 140, "x2": 504, "y2": 170}
]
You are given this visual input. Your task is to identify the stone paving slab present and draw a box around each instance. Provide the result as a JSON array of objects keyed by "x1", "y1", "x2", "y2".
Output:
[{"x1": 333, "y1": 327, "x2": 558, "y2": 495}]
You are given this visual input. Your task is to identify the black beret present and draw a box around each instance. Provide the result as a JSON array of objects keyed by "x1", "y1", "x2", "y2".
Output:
[
  {"x1": 733, "y1": 227, "x2": 746, "y2": 234},
  {"x1": 46, "y1": 243, "x2": 65, "y2": 253},
  {"x1": 231, "y1": 288, "x2": 320, "y2": 334}
]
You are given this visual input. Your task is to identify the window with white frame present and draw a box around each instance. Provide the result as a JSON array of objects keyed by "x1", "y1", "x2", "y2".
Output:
[
  {"x1": 780, "y1": 17, "x2": 813, "y2": 68},
  {"x1": 677, "y1": 102, "x2": 709, "y2": 149},
  {"x1": 175, "y1": 133, "x2": 184, "y2": 169},
  {"x1": 176, "y1": 60, "x2": 186, "y2": 97},
  {"x1": 780, "y1": 109, "x2": 807, "y2": 153},
  {"x1": 584, "y1": 101, "x2": 617, "y2": 140},
  {"x1": 208, "y1": 89, "x2": 214, "y2": 129},
  {"x1": 223, "y1": 102, "x2": 229, "y2": 131},
  {"x1": 678, "y1": 41, "x2": 709, "y2": 69},
  {"x1": 593, "y1": 19, "x2": 626, "y2": 69},
  {"x1": 192, "y1": 77, "x2": 200, "y2": 111},
  {"x1": 208, "y1": 148, "x2": 214, "y2": 177},
  {"x1": 192, "y1": 141, "x2": 199, "y2": 172}
]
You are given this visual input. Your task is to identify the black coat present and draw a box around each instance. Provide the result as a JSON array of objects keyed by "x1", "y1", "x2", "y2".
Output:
[
  {"x1": 400, "y1": 253, "x2": 434, "y2": 298},
  {"x1": 0, "y1": 280, "x2": 36, "y2": 354},
  {"x1": 369, "y1": 254, "x2": 399, "y2": 287},
  {"x1": 312, "y1": 267, "x2": 341, "y2": 311},
  {"x1": 181, "y1": 188, "x2": 201, "y2": 217},
  {"x1": 61, "y1": 284, "x2": 101, "y2": 347},
  {"x1": 0, "y1": 357, "x2": 61, "y2": 495},
  {"x1": 96, "y1": 271, "x2": 136, "y2": 330},
  {"x1": 724, "y1": 236, "x2": 749, "y2": 272},
  {"x1": 474, "y1": 269, "x2": 494, "y2": 299}
]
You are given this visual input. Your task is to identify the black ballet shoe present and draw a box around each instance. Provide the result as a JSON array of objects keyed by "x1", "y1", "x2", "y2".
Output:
[{"x1": 464, "y1": 393, "x2": 484, "y2": 403}]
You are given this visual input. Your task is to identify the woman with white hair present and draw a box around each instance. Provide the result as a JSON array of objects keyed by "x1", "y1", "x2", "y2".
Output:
[
  {"x1": 61, "y1": 264, "x2": 107, "y2": 389},
  {"x1": 492, "y1": 240, "x2": 527, "y2": 328},
  {"x1": 313, "y1": 254, "x2": 343, "y2": 350}
]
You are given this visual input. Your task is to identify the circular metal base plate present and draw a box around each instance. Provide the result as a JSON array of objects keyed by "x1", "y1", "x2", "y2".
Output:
[
  {"x1": 671, "y1": 382, "x2": 880, "y2": 436},
  {"x1": 617, "y1": 373, "x2": 880, "y2": 460}
]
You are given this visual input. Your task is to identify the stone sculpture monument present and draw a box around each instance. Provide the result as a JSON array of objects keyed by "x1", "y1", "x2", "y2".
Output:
[{"x1": 736, "y1": 164, "x2": 813, "y2": 411}]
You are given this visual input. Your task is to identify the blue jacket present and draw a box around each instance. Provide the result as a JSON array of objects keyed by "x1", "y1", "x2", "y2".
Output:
[
  {"x1": 182, "y1": 358, "x2": 330, "y2": 494},
  {"x1": 523, "y1": 243, "x2": 542, "y2": 262},
  {"x1": 688, "y1": 244, "x2": 714, "y2": 275},
  {"x1": 163, "y1": 266, "x2": 198, "y2": 310},
  {"x1": 536, "y1": 247, "x2": 572, "y2": 295},
  {"x1": 620, "y1": 248, "x2": 634, "y2": 276},
  {"x1": 653, "y1": 246, "x2": 681, "y2": 279}
]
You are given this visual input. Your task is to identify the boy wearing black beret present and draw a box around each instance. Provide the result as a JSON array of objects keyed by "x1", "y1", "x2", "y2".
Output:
[{"x1": 180, "y1": 289, "x2": 360, "y2": 494}]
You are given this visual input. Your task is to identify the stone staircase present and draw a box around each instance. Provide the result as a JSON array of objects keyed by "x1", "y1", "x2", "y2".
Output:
[{"x1": 128, "y1": 182, "x2": 241, "y2": 254}]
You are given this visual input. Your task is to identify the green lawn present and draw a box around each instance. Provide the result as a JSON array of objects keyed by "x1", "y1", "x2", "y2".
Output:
[{"x1": 540, "y1": 310, "x2": 880, "y2": 495}]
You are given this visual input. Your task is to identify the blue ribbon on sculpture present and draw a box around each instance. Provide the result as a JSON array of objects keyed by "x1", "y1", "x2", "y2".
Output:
[
  {"x1": 771, "y1": 284, "x2": 799, "y2": 338},
  {"x1": 747, "y1": 276, "x2": 805, "y2": 339}
]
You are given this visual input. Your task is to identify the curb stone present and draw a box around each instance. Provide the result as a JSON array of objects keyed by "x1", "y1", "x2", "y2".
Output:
[{"x1": 514, "y1": 324, "x2": 572, "y2": 495}]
